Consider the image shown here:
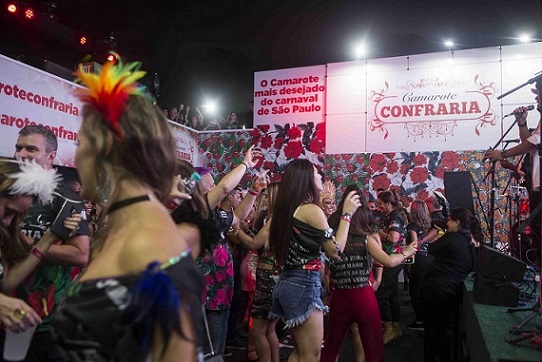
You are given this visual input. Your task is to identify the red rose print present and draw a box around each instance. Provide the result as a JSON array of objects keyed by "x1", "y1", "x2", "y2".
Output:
[
  {"x1": 286, "y1": 126, "x2": 302, "y2": 139},
  {"x1": 369, "y1": 154, "x2": 387, "y2": 172},
  {"x1": 334, "y1": 163, "x2": 342, "y2": 171},
  {"x1": 351, "y1": 173, "x2": 359, "y2": 181},
  {"x1": 260, "y1": 135, "x2": 273, "y2": 149},
  {"x1": 387, "y1": 161, "x2": 399, "y2": 174},
  {"x1": 259, "y1": 124, "x2": 270, "y2": 133},
  {"x1": 309, "y1": 138, "x2": 325, "y2": 154},
  {"x1": 342, "y1": 154, "x2": 352, "y2": 161},
  {"x1": 325, "y1": 163, "x2": 332, "y2": 170},
  {"x1": 334, "y1": 155, "x2": 341, "y2": 160},
  {"x1": 213, "y1": 153, "x2": 221, "y2": 160},
  {"x1": 239, "y1": 139, "x2": 246, "y2": 148},
  {"x1": 390, "y1": 185, "x2": 402, "y2": 196},
  {"x1": 417, "y1": 189, "x2": 429, "y2": 200},
  {"x1": 206, "y1": 153, "x2": 212, "y2": 160},
  {"x1": 224, "y1": 154, "x2": 231, "y2": 163},
  {"x1": 204, "y1": 139, "x2": 212, "y2": 147},
  {"x1": 410, "y1": 167, "x2": 430, "y2": 184},
  {"x1": 232, "y1": 151, "x2": 240, "y2": 159},
  {"x1": 227, "y1": 139, "x2": 234, "y2": 147},
  {"x1": 400, "y1": 163, "x2": 410, "y2": 175},
  {"x1": 274, "y1": 137, "x2": 285, "y2": 150},
  {"x1": 441, "y1": 151, "x2": 460, "y2": 170},
  {"x1": 215, "y1": 288, "x2": 229, "y2": 304},
  {"x1": 346, "y1": 163, "x2": 356, "y2": 172},
  {"x1": 356, "y1": 155, "x2": 365, "y2": 164},
  {"x1": 216, "y1": 271, "x2": 227, "y2": 282},
  {"x1": 336, "y1": 175, "x2": 344, "y2": 183},
  {"x1": 249, "y1": 129, "x2": 261, "y2": 138},
  {"x1": 284, "y1": 140, "x2": 303, "y2": 159},
  {"x1": 204, "y1": 274, "x2": 215, "y2": 286},
  {"x1": 434, "y1": 165, "x2": 445, "y2": 179},
  {"x1": 217, "y1": 163, "x2": 225, "y2": 172},
  {"x1": 413, "y1": 154, "x2": 427, "y2": 166},
  {"x1": 315, "y1": 122, "x2": 325, "y2": 140},
  {"x1": 372, "y1": 174, "x2": 391, "y2": 191},
  {"x1": 213, "y1": 245, "x2": 229, "y2": 267},
  {"x1": 264, "y1": 161, "x2": 276, "y2": 171},
  {"x1": 226, "y1": 260, "x2": 234, "y2": 276}
]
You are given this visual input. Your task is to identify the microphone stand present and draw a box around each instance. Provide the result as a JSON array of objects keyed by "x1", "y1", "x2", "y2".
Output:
[{"x1": 483, "y1": 120, "x2": 519, "y2": 247}]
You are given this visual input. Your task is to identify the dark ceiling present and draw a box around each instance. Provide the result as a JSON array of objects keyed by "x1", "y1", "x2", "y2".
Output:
[{"x1": 1, "y1": 0, "x2": 541, "y2": 112}]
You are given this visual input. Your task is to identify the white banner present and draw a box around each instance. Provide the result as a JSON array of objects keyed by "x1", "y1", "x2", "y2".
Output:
[
  {"x1": 169, "y1": 122, "x2": 199, "y2": 165},
  {"x1": 0, "y1": 54, "x2": 198, "y2": 168},
  {"x1": 324, "y1": 43, "x2": 542, "y2": 153},
  {"x1": 0, "y1": 54, "x2": 83, "y2": 166},
  {"x1": 254, "y1": 65, "x2": 326, "y2": 127}
]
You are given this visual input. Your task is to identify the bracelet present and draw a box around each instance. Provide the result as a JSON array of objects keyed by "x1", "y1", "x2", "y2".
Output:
[
  {"x1": 240, "y1": 161, "x2": 249, "y2": 170},
  {"x1": 341, "y1": 212, "x2": 352, "y2": 223},
  {"x1": 518, "y1": 122, "x2": 527, "y2": 127},
  {"x1": 248, "y1": 188, "x2": 259, "y2": 196},
  {"x1": 501, "y1": 150, "x2": 508, "y2": 159},
  {"x1": 30, "y1": 247, "x2": 45, "y2": 260}
]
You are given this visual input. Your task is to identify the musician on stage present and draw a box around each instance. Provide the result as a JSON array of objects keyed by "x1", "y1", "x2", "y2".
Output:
[{"x1": 485, "y1": 86, "x2": 542, "y2": 265}]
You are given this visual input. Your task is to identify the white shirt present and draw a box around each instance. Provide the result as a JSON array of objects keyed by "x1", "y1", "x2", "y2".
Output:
[{"x1": 527, "y1": 122, "x2": 541, "y2": 191}]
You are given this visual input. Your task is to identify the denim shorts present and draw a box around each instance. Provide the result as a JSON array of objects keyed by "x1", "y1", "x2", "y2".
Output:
[{"x1": 270, "y1": 269, "x2": 328, "y2": 328}]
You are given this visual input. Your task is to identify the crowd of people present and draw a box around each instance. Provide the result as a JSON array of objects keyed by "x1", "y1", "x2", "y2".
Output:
[
  {"x1": 163, "y1": 101, "x2": 254, "y2": 131},
  {"x1": 2, "y1": 58, "x2": 524, "y2": 362}
]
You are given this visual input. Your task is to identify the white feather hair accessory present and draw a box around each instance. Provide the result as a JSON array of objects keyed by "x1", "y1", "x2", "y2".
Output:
[{"x1": 7, "y1": 160, "x2": 61, "y2": 204}]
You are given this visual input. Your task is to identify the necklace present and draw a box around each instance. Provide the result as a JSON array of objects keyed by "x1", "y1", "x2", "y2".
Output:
[{"x1": 107, "y1": 194, "x2": 151, "y2": 215}]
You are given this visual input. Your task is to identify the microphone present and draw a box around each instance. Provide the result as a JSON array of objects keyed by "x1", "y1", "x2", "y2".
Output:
[
  {"x1": 504, "y1": 105, "x2": 535, "y2": 117},
  {"x1": 503, "y1": 139, "x2": 520, "y2": 143}
]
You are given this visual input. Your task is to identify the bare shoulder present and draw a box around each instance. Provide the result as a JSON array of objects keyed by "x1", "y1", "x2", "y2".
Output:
[{"x1": 295, "y1": 203, "x2": 328, "y2": 230}]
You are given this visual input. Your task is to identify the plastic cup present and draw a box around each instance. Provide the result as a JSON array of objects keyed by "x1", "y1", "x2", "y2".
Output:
[{"x1": 3, "y1": 322, "x2": 36, "y2": 361}]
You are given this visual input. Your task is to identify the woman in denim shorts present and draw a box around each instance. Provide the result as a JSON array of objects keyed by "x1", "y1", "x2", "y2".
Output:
[{"x1": 268, "y1": 159, "x2": 361, "y2": 361}]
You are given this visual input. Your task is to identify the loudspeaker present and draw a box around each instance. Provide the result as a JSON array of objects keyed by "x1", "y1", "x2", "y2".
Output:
[
  {"x1": 444, "y1": 171, "x2": 474, "y2": 214},
  {"x1": 473, "y1": 246, "x2": 527, "y2": 307}
]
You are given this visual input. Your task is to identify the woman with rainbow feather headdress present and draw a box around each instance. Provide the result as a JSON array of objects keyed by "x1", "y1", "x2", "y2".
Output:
[{"x1": 50, "y1": 60, "x2": 204, "y2": 361}]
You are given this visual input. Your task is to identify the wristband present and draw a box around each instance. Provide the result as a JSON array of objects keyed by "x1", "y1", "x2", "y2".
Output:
[
  {"x1": 31, "y1": 247, "x2": 45, "y2": 260},
  {"x1": 518, "y1": 122, "x2": 527, "y2": 127},
  {"x1": 240, "y1": 161, "x2": 249, "y2": 170},
  {"x1": 341, "y1": 212, "x2": 352, "y2": 223},
  {"x1": 248, "y1": 188, "x2": 259, "y2": 197}
]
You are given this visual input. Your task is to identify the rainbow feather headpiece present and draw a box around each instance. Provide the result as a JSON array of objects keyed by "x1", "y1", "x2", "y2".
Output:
[{"x1": 74, "y1": 59, "x2": 147, "y2": 138}]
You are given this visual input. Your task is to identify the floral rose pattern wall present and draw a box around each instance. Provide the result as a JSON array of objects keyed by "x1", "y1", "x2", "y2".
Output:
[{"x1": 198, "y1": 124, "x2": 514, "y2": 245}]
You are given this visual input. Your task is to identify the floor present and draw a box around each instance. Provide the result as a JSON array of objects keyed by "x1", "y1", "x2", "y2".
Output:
[{"x1": 226, "y1": 282, "x2": 425, "y2": 362}]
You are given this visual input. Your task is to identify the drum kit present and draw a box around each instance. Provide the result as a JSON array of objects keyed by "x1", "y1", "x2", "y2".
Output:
[{"x1": 501, "y1": 184, "x2": 540, "y2": 265}]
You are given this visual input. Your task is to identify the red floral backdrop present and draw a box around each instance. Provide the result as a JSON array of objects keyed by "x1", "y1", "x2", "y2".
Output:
[{"x1": 197, "y1": 124, "x2": 519, "y2": 245}]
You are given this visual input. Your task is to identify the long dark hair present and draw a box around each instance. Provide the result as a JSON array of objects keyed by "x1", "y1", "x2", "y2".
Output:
[
  {"x1": 270, "y1": 159, "x2": 320, "y2": 265},
  {"x1": 329, "y1": 185, "x2": 375, "y2": 236}
]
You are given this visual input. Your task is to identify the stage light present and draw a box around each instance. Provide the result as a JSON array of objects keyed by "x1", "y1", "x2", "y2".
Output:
[
  {"x1": 202, "y1": 101, "x2": 217, "y2": 114},
  {"x1": 24, "y1": 8, "x2": 34, "y2": 20},
  {"x1": 7, "y1": 3, "x2": 17, "y2": 13},
  {"x1": 106, "y1": 52, "x2": 119, "y2": 63},
  {"x1": 444, "y1": 40, "x2": 454, "y2": 48},
  {"x1": 519, "y1": 34, "x2": 531, "y2": 43},
  {"x1": 353, "y1": 43, "x2": 367, "y2": 59},
  {"x1": 79, "y1": 36, "x2": 87, "y2": 45}
]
